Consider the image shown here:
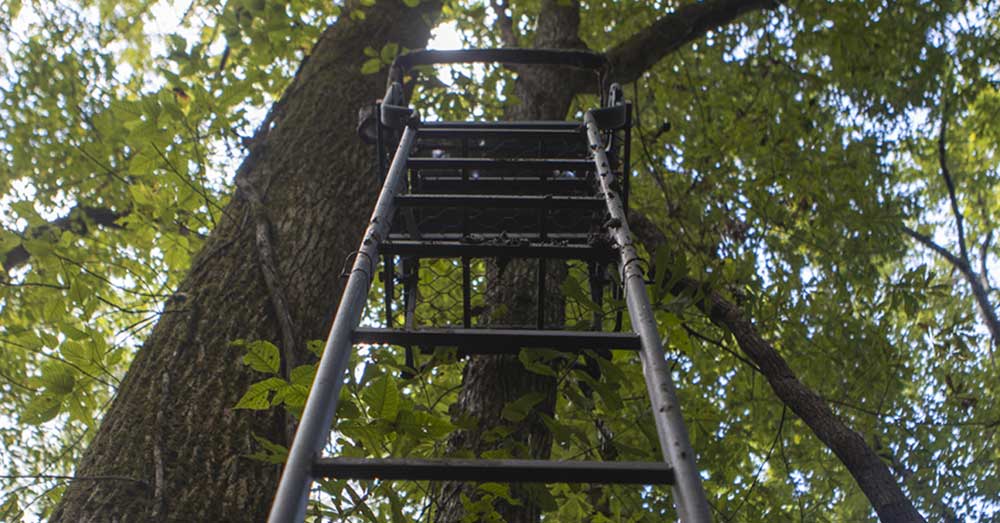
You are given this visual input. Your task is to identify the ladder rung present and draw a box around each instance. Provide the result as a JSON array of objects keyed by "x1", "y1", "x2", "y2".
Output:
[
  {"x1": 417, "y1": 176, "x2": 590, "y2": 194},
  {"x1": 353, "y1": 327, "x2": 640, "y2": 352},
  {"x1": 420, "y1": 121, "x2": 582, "y2": 130},
  {"x1": 313, "y1": 457, "x2": 674, "y2": 484},
  {"x1": 395, "y1": 194, "x2": 604, "y2": 210},
  {"x1": 417, "y1": 127, "x2": 582, "y2": 138},
  {"x1": 379, "y1": 240, "x2": 614, "y2": 260},
  {"x1": 387, "y1": 232, "x2": 590, "y2": 242},
  {"x1": 408, "y1": 158, "x2": 593, "y2": 170}
]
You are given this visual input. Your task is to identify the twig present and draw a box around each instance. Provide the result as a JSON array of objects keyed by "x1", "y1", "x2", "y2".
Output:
[
  {"x1": 726, "y1": 405, "x2": 786, "y2": 521},
  {"x1": 682, "y1": 322, "x2": 761, "y2": 373},
  {"x1": 936, "y1": 100, "x2": 970, "y2": 264}
]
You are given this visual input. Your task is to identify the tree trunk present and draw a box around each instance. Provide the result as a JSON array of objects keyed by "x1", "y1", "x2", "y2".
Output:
[
  {"x1": 432, "y1": 3, "x2": 588, "y2": 521},
  {"x1": 51, "y1": 2, "x2": 441, "y2": 521}
]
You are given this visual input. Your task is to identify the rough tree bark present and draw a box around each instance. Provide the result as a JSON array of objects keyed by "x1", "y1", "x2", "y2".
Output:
[{"x1": 52, "y1": 1, "x2": 441, "y2": 520}]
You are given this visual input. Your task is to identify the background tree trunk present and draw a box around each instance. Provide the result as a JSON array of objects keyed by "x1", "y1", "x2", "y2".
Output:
[
  {"x1": 52, "y1": 2, "x2": 441, "y2": 521},
  {"x1": 432, "y1": 2, "x2": 588, "y2": 521}
]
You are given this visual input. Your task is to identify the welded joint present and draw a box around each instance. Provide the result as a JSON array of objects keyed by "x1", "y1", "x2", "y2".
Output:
[{"x1": 340, "y1": 250, "x2": 376, "y2": 282}]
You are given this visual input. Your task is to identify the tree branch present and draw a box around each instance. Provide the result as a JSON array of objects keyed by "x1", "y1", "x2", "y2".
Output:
[
  {"x1": 903, "y1": 224, "x2": 1000, "y2": 351},
  {"x1": 630, "y1": 210, "x2": 926, "y2": 523},
  {"x1": 980, "y1": 229, "x2": 993, "y2": 292},
  {"x1": 600, "y1": 0, "x2": 778, "y2": 88},
  {"x1": 936, "y1": 101, "x2": 971, "y2": 265},
  {"x1": 901, "y1": 225, "x2": 966, "y2": 269},
  {"x1": 3, "y1": 206, "x2": 128, "y2": 273}
]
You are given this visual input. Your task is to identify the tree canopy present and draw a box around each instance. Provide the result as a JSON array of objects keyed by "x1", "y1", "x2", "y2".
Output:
[{"x1": 1, "y1": 0, "x2": 998, "y2": 521}]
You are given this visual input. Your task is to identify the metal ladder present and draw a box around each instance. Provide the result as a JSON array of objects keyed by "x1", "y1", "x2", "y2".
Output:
[{"x1": 268, "y1": 49, "x2": 711, "y2": 523}]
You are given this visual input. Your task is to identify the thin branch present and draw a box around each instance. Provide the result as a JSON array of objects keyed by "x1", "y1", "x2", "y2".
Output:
[
  {"x1": 0, "y1": 338, "x2": 117, "y2": 389},
  {"x1": 936, "y1": 101, "x2": 970, "y2": 264},
  {"x1": 3, "y1": 206, "x2": 128, "y2": 273},
  {"x1": 980, "y1": 229, "x2": 993, "y2": 291},
  {"x1": 903, "y1": 225, "x2": 1000, "y2": 352},
  {"x1": 902, "y1": 225, "x2": 966, "y2": 269},
  {"x1": 726, "y1": 406, "x2": 786, "y2": 521},
  {"x1": 681, "y1": 322, "x2": 761, "y2": 373},
  {"x1": 150, "y1": 142, "x2": 230, "y2": 225}
]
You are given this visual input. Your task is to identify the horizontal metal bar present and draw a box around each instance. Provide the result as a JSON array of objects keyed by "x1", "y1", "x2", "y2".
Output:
[
  {"x1": 387, "y1": 232, "x2": 590, "y2": 242},
  {"x1": 393, "y1": 48, "x2": 608, "y2": 72},
  {"x1": 420, "y1": 121, "x2": 582, "y2": 130},
  {"x1": 380, "y1": 240, "x2": 614, "y2": 260},
  {"x1": 416, "y1": 176, "x2": 589, "y2": 194},
  {"x1": 394, "y1": 194, "x2": 604, "y2": 210},
  {"x1": 408, "y1": 158, "x2": 593, "y2": 170},
  {"x1": 313, "y1": 457, "x2": 673, "y2": 484},
  {"x1": 417, "y1": 127, "x2": 582, "y2": 138},
  {"x1": 353, "y1": 327, "x2": 640, "y2": 351}
]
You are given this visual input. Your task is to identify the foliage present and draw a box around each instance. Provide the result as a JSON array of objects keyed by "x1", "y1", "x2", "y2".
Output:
[{"x1": 2, "y1": 0, "x2": 1000, "y2": 521}]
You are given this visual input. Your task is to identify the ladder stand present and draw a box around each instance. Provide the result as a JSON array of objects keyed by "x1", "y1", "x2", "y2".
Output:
[{"x1": 268, "y1": 49, "x2": 711, "y2": 522}]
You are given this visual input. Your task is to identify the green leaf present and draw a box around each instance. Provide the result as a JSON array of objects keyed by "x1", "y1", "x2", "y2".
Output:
[
  {"x1": 234, "y1": 377, "x2": 286, "y2": 410},
  {"x1": 61, "y1": 340, "x2": 99, "y2": 373},
  {"x1": 21, "y1": 394, "x2": 62, "y2": 425},
  {"x1": 0, "y1": 493, "x2": 20, "y2": 521},
  {"x1": 306, "y1": 340, "x2": 325, "y2": 357},
  {"x1": 518, "y1": 349, "x2": 557, "y2": 377},
  {"x1": 363, "y1": 375, "x2": 400, "y2": 422},
  {"x1": 129, "y1": 183, "x2": 155, "y2": 206},
  {"x1": 501, "y1": 392, "x2": 546, "y2": 422},
  {"x1": 478, "y1": 483, "x2": 519, "y2": 505},
  {"x1": 402, "y1": 0, "x2": 420, "y2": 6},
  {"x1": 41, "y1": 364, "x2": 75, "y2": 395},
  {"x1": 242, "y1": 340, "x2": 281, "y2": 374},
  {"x1": 380, "y1": 42, "x2": 399, "y2": 63},
  {"x1": 524, "y1": 484, "x2": 558, "y2": 512},
  {"x1": 360, "y1": 58, "x2": 382, "y2": 75},
  {"x1": 246, "y1": 433, "x2": 288, "y2": 464},
  {"x1": 273, "y1": 383, "x2": 309, "y2": 408},
  {"x1": 562, "y1": 276, "x2": 601, "y2": 313},
  {"x1": 62, "y1": 324, "x2": 90, "y2": 340}
]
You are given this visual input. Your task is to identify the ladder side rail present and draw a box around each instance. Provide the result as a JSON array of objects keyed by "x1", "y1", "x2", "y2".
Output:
[
  {"x1": 267, "y1": 123, "x2": 419, "y2": 523},
  {"x1": 584, "y1": 110, "x2": 712, "y2": 523}
]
